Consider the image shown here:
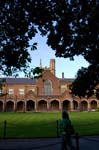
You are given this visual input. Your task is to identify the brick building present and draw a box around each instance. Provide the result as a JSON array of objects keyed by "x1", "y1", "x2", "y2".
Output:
[{"x1": 0, "y1": 59, "x2": 98, "y2": 112}]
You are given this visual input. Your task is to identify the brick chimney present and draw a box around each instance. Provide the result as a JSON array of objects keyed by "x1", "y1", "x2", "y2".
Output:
[
  {"x1": 50, "y1": 59, "x2": 55, "y2": 75},
  {"x1": 62, "y1": 72, "x2": 64, "y2": 79}
]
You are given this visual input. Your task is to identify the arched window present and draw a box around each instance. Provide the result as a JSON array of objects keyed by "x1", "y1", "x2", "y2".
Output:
[{"x1": 44, "y1": 80, "x2": 52, "y2": 95}]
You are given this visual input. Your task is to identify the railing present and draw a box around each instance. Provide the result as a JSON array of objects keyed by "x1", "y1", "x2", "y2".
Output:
[
  {"x1": 0, "y1": 120, "x2": 79, "y2": 150},
  {"x1": 1, "y1": 120, "x2": 99, "y2": 150},
  {"x1": 0, "y1": 120, "x2": 59, "y2": 139}
]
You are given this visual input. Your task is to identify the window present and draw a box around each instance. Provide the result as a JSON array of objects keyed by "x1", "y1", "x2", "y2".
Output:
[
  {"x1": 44, "y1": 80, "x2": 52, "y2": 95},
  {"x1": 8, "y1": 88, "x2": 14, "y2": 95},
  {"x1": 61, "y1": 85, "x2": 67, "y2": 89},
  {"x1": 19, "y1": 89, "x2": 24, "y2": 95}
]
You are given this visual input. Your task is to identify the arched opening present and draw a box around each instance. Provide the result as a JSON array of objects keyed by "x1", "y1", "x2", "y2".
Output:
[
  {"x1": 63, "y1": 100, "x2": 70, "y2": 111},
  {"x1": 38, "y1": 100, "x2": 47, "y2": 111},
  {"x1": 0, "y1": 101, "x2": 3, "y2": 112},
  {"x1": 27, "y1": 100, "x2": 35, "y2": 111},
  {"x1": 90, "y1": 100, "x2": 97, "y2": 110},
  {"x1": 50, "y1": 100, "x2": 59, "y2": 111},
  {"x1": 81, "y1": 101, "x2": 88, "y2": 111},
  {"x1": 17, "y1": 101, "x2": 24, "y2": 112},
  {"x1": 6, "y1": 101, "x2": 14, "y2": 112}
]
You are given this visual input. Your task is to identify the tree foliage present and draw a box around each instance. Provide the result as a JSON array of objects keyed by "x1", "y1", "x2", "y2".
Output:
[
  {"x1": 0, "y1": 0, "x2": 99, "y2": 97},
  {"x1": 70, "y1": 65, "x2": 99, "y2": 98}
]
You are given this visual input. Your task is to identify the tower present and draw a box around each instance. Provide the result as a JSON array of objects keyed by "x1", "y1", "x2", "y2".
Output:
[
  {"x1": 40, "y1": 59, "x2": 42, "y2": 68},
  {"x1": 50, "y1": 59, "x2": 55, "y2": 75}
]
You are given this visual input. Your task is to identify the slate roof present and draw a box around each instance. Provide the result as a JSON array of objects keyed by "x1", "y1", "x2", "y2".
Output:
[
  {"x1": 58, "y1": 78, "x2": 74, "y2": 82},
  {"x1": 0, "y1": 78, "x2": 37, "y2": 85},
  {"x1": 0, "y1": 77, "x2": 74, "y2": 85}
]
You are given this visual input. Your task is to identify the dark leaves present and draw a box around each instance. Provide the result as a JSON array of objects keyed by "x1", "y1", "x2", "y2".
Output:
[
  {"x1": 70, "y1": 65, "x2": 99, "y2": 98},
  {"x1": 0, "y1": 0, "x2": 99, "y2": 98}
]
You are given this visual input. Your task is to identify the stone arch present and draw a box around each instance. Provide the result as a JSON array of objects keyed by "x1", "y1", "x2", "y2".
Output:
[
  {"x1": 17, "y1": 101, "x2": 25, "y2": 112},
  {"x1": 81, "y1": 100, "x2": 88, "y2": 111},
  {"x1": 38, "y1": 100, "x2": 47, "y2": 111},
  {"x1": 50, "y1": 100, "x2": 59, "y2": 111},
  {"x1": 27, "y1": 100, "x2": 35, "y2": 111},
  {"x1": 90, "y1": 100, "x2": 97, "y2": 110},
  {"x1": 6, "y1": 101, "x2": 14, "y2": 112},
  {"x1": 73, "y1": 100, "x2": 78, "y2": 111},
  {"x1": 0, "y1": 101, "x2": 3, "y2": 112},
  {"x1": 63, "y1": 100, "x2": 70, "y2": 111}
]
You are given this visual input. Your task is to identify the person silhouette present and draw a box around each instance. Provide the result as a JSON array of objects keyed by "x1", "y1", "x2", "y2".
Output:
[{"x1": 59, "y1": 111, "x2": 75, "y2": 150}]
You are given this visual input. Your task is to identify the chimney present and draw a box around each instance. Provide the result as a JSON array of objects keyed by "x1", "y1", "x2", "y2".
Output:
[
  {"x1": 50, "y1": 59, "x2": 55, "y2": 75},
  {"x1": 62, "y1": 72, "x2": 64, "y2": 79}
]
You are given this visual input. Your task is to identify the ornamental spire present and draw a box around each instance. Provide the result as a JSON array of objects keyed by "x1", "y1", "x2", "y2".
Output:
[{"x1": 40, "y1": 59, "x2": 42, "y2": 68}]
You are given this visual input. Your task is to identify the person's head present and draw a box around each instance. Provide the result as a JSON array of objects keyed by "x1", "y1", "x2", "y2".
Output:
[{"x1": 62, "y1": 111, "x2": 69, "y2": 119}]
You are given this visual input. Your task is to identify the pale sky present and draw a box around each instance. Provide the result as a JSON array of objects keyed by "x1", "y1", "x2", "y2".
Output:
[{"x1": 28, "y1": 33, "x2": 89, "y2": 79}]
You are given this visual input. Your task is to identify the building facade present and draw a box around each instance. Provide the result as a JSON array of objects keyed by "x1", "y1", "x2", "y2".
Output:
[{"x1": 0, "y1": 59, "x2": 99, "y2": 112}]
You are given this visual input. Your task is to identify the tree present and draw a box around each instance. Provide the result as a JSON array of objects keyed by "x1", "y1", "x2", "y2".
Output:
[
  {"x1": 0, "y1": 0, "x2": 99, "y2": 97},
  {"x1": 70, "y1": 65, "x2": 99, "y2": 98}
]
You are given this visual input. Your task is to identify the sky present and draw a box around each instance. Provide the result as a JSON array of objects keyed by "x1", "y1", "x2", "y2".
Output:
[{"x1": 27, "y1": 33, "x2": 89, "y2": 79}]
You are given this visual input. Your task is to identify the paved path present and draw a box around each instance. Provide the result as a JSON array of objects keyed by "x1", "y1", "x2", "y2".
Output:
[{"x1": 0, "y1": 136, "x2": 99, "y2": 150}]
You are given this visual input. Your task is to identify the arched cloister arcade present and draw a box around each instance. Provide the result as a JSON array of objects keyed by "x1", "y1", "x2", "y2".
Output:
[
  {"x1": 90, "y1": 100, "x2": 97, "y2": 110},
  {"x1": 0, "y1": 98, "x2": 99, "y2": 112},
  {"x1": 17, "y1": 101, "x2": 25, "y2": 112},
  {"x1": 81, "y1": 100, "x2": 88, "y2": 111},
  {"x1": 63, "y1": 100, "x2": 70, "y2": 111},
  {"x1": 27, "y1": 100, "x2": 35, "y2": 111},
  {"x1": 5, "y1": 101, "x2": 14, "y2": 112},
  {"x1": 50, "y1": 100, "x2": 59, "y2": 111},
  {"x1": 38, "y1": 100, "x2": 47, "y2": 111}
]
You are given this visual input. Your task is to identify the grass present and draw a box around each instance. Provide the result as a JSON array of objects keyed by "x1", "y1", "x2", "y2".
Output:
[
  {"x1": 0, "y1": 112, "x2": 99, "y2": 138},
  {"x1": 70, "y1": 112, "x2": 99, "y2": 136},
  {"x1": 0, "y1": 112, "x2": 60, "y2": 138}
]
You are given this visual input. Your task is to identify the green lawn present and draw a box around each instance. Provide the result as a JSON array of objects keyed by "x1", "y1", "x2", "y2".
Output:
[{"x1": 0, "y1": 112, "x2": 99, "y2": 138}]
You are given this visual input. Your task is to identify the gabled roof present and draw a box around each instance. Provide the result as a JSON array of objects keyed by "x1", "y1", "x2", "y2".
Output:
[{"x1": 0, "y1": 78, "x2": 37, "y2": 85}]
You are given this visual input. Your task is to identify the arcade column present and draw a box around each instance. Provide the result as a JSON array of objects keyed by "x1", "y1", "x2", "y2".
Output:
[
  {"x1": 47, "y1": 100, "x2": 50, "y2": 111},
  {"x1": 70, "y1": 100, "x2": 74, "y2": 111},
  {"x1": 59, "y1": 101, "x2": 62, "y2": 111},
  {"x1": 88, "y1": 101, "x2": 91, "y2": 111},
  {"x1": 35, "y1": 100, "x2": 38, "y2": 112}
]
